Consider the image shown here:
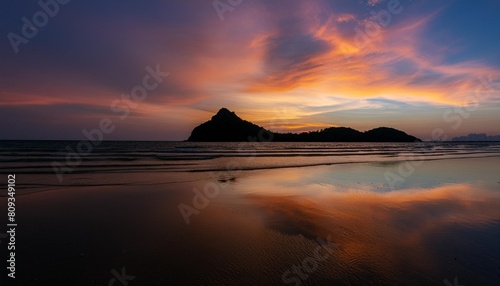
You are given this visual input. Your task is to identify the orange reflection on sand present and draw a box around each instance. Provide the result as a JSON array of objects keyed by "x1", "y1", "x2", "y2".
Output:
[{"x1": 243, "y1": 183, "x2": 500, "y2": 280}]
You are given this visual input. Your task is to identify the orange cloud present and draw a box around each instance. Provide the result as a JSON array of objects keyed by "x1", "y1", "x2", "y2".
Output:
[{"x1": 336, "y1": 13, "x2": 356, "y2": 23}]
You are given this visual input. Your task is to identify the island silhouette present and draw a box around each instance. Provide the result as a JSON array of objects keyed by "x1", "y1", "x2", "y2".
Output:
[{"x1": 187, "y1": 108, "x2": 421, "y2": 142}]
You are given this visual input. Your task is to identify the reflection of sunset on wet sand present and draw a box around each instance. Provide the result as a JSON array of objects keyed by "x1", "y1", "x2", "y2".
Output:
[
  {"x1": 242, "y1": 183, "x2": 500, "y2": 283},
  {"x1": 221, "y1": 158, "x2": 499, "y2": 285},
  {"x1": 3, "y1": 147, "x2": 500, "y2": 285}
]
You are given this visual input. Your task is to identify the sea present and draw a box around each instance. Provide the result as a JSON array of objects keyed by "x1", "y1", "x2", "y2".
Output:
[
  {"x1": 1, "y1": 140, "x2": 500, "y2": 285},
  {"x1": 2, "y1": 140, "x2": 500, "y2": 176}
]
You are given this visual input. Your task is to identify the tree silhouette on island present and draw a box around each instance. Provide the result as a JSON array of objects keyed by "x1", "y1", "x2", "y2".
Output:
[{"x1": 187, "y1": 108, "x2": 421, "y2": 142}]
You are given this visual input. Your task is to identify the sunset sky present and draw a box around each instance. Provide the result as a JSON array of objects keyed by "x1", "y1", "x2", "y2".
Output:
[{"x1": 1, "y1": 0, "x2": 500, "y2": 140}]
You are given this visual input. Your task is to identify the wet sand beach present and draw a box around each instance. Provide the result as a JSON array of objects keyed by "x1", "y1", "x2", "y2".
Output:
[{"x1": 1, "y1": 146, "x2": 499, "y2": 285}]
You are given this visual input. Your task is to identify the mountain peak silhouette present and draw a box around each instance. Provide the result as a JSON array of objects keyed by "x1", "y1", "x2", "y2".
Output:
[
  {"x1": 187, "y1": 108, "x2": 421, "y2": 142},
  {"x1": 216, "y1": 107, "x2": 232, "y2": 116},
  {"x1": 188, "y1": 108, "x2": 268, "y2": 141},
  {"x1": 212, "y1": 108, "x2": 239, "y2": 122}
]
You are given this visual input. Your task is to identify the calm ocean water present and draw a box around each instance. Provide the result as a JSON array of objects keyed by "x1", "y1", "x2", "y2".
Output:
[{"x1": 1, "y1": 141, "x2": 500, "y2": 174}]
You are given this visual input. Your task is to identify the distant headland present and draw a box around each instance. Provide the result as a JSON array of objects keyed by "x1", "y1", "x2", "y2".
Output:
[
  {"x1": 452, "y1": 133, "x2": 500, "y2": 141},
  {"x1": 187, "y1": 108, "x2": 421, "y2": 142}
]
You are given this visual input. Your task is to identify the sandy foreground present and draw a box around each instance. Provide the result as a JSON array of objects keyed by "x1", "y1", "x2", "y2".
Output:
[{"x1": 1, "y1": 157, "x2": 499, "y2": 285}]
